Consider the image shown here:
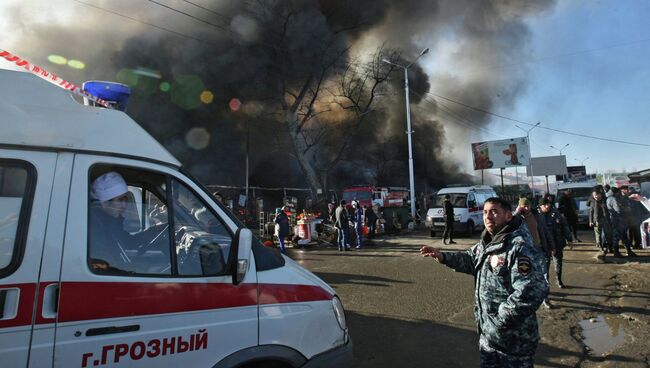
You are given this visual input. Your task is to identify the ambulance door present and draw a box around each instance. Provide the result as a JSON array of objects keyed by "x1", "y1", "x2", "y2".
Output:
[
  {"x1": 54, "y1": 155, "x2": 258, "y2": 368},
  {"x1": 0, "y1": 151, "x2": 58, "y2": 366}
]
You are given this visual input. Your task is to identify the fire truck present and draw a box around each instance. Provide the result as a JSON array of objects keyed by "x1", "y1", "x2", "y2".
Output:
[
  {"x1": 342, "y1": 185, "x2": 409, "y2": 208},
  {"x1": 341, "y1": 185, "x2": 410, "y2": 231}
]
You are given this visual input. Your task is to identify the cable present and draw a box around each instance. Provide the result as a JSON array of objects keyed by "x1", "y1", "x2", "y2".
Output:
[
  {"x1": 180, "y1": 0, "x2": 231, "y2": 22},
  {"x1": 147, "y1": 0, "x2": 228, "y2": 32},
  {"x1": 482, "y1": 36, "x2": 650, "y2": 72},
  {"x1": 426, "y1": 92, "x2": 650, "y2": 147},
  {"x1": 72, "y1": 0, "x2": 216, "y2": 45}
]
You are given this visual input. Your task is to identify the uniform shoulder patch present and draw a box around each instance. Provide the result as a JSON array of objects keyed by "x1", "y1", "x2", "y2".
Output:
[
  {"x1": 511, "y1": 235, "x2": 525, "y2": 245},
  {"x1": 517, "y1": 256, "x2": 532, "y2": 275}
]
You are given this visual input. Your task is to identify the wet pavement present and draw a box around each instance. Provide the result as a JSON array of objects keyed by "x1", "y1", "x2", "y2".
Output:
[{"x1": 286, "y1": 228, "x2": 650, "y2": 367}]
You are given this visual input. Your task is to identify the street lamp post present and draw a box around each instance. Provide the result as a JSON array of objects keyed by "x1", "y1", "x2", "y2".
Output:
[
  {"x1": 575, "y1": 157, "x2": 589, "y2": 166},
  {"x1": 382, "y1": 48, "x2": 429, "y2": 221},
  {"x1": 515, "y1": 122, "x2": 540, "y2": 196},
  {"x1": 550, "y1": 143, "x2": 570, "y2": 155}
]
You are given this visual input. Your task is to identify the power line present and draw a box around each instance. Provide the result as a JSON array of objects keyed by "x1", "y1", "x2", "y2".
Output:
[
  {"x1": 147, "y1": 0, "x2": 228, "y2": 32},
  {"x1": 72, "y1": 0, "x2": 216, "y2": 45},
  {"x1": 426, "y1": 92, "x2": 650, "y2": 147},
  {"x1": 483, "y1": 36, "x2": 650, "y2": 72},
  {"x1": 180, "y1": 0, "x2": 231, "y2": 22},
  {"x1": 414, "y1": 91, "x2": 556, "y2": 155}
]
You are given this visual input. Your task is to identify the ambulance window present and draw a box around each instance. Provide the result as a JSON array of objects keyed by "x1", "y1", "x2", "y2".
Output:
[
  {"x1": 171, "y1": 179, "x2": 231, "y2": 276},
  {"x1": 0, "y1": 161, "x2": 35, "y2": 277},
  {"x1": 88, "y1": 166, "x2": 173, "y2": 276}
]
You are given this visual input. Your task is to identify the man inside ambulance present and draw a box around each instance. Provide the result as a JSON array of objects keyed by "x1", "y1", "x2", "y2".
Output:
[{"x1": 88, "y1": 171, "x2": 169, "y2": 274}]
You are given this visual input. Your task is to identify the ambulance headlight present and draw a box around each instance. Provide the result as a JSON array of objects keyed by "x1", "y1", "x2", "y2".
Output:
[{"x1": 332, "y1": 296, "x2": 347, "y2": 331}]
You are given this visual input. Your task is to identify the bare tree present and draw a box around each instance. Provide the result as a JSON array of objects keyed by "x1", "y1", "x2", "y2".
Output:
[{"x1": 245, "y1": 2, "x2": 398, "y2": 200}]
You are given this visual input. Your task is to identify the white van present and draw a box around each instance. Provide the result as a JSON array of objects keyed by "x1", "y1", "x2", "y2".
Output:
[
  {"x1": 0, "y1": 70, "x2": 351, "y2": 367},
  {"x1": 426, "y1": 185, "x2": 498, "y2": 237},
  {"x1": 555, "y1": 181, "x2": 597, "y2": 225}
]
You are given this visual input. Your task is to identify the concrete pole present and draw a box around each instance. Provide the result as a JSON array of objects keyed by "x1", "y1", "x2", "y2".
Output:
[{"x1": 404, "y1": 67, "x2": 417, "y2": 221}]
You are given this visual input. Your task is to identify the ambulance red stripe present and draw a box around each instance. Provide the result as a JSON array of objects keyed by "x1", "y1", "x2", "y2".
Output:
[
  {"x1": 56, "y1": 282, "x2": 331, "y2": 323},
  {"x1": 0, "y1": 282, "x2": 333, "y2": 327},
  {"x1": 0, "y1": 283, "x2": 36, "y2": 329}
]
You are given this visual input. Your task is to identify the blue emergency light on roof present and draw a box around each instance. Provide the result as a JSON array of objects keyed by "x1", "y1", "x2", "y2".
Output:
[{"x1": 82, "y1": 81, "x2": 131, "y2": 111}]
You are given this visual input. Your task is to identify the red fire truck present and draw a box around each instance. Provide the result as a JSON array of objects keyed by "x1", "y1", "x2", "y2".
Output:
[
  {"x1": 341, "y1": 185, "x2": 410, "y2": 232},
  {"x1": 342, "y1": 185, "x2": 409, "y2": 208}
]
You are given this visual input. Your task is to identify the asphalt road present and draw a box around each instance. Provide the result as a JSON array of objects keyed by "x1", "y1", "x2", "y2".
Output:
[
  {"x1": 288, "y1": 230, "x2": 480, "y2": 367},
  {"x1": 285, "y1": 228, "x2": 650, "y2": 368}
]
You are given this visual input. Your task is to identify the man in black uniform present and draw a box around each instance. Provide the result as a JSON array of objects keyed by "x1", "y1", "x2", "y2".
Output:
[{"x1": 442, "y1": 194, "x2": 456, "y2": 244}]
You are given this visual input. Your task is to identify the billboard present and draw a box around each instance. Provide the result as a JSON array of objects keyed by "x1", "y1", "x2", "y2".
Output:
[
  {"x1": 526, "y1": 155, "x2": 567, "y2": 176},
  {"x1": 471, "y1": 137, "x2": 530, "y2": 170}
]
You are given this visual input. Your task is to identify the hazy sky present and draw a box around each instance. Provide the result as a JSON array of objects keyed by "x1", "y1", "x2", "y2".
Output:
[
  {"x1": 424, "y1": 0, "x2": 650, "y2": 176},
  {"x1": 2, "y1": 0, "x2": 648, "y2": 180}
]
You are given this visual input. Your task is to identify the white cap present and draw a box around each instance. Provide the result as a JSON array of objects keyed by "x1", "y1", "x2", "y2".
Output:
[
  {"x1": 351, "y1": 200, "x2": 358, "y2": 207},
  {"x1": 91, "y1": 171, "x2": 128, "y2": 202}
]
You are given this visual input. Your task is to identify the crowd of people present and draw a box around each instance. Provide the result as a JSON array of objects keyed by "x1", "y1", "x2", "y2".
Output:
[{"x1": 329, "y1": 199, "x2": 377, "y2": 251}]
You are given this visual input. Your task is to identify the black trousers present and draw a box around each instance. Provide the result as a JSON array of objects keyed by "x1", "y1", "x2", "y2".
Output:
[{"x1": 442, "y1": 219, "x2": 454, "y2": 241}]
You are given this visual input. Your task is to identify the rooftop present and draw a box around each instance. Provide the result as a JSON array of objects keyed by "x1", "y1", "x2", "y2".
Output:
[{"x1": 0, "y1": 69, "x2": 180, "y2": 167}]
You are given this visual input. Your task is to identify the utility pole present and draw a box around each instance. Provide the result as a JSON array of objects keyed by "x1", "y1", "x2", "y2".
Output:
[
  {"x1": 382, "y1": 48, "x2": 430, "y2": 221},
  {"x1": 516, "y1": 122, "x2": 541, "y2": 196}
]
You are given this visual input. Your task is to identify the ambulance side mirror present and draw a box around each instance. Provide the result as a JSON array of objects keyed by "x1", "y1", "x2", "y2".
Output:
[{"x1": 232, "y1": 228, "x2": 253, "y2": 285}]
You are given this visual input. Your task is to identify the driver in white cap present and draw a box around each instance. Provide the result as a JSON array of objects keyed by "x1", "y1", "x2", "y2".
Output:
[{"x1": 89, "y1": 171, "x2": 167, "y2": 273}]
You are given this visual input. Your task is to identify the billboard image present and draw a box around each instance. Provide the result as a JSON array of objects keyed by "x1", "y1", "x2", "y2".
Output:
[{"x1": 471, "y1": 137, "x2": 530, "y2": 170}]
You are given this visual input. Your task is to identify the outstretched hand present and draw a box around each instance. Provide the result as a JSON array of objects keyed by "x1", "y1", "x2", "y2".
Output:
[{"x1": 420, "y1": 246, "x2": 444, "y2": 262}]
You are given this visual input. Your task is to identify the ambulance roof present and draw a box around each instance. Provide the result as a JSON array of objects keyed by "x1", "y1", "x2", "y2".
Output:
[
  {"x1": 0, "y1": 69, "x2": 181, "y2": 167},
  {"x1": 437, "y1": 185, "x2": 495, "y2": 194}
]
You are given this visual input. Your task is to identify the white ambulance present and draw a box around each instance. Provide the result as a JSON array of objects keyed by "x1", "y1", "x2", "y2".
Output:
[
  {"x1": 425, "y1": 185, "x2": 498, "y2": 237},
  {"x1": 0, "y1": 69, "x2": 351, "y2": 367}
]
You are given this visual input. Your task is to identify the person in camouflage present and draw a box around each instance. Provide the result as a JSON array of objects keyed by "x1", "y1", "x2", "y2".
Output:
[{"x1": 421, "y1": 197, "x2": 548, "y2": 367}]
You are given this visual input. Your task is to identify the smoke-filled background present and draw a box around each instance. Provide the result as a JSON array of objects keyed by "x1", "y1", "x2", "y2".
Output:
[{"x1": 1, "y1": 0, "x2": 556, "y2": 195}]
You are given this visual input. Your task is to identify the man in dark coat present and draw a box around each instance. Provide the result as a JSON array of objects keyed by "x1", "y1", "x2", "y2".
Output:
[
  {"x1": 442, "y1": 194, "x2": 456, "y2": 244},
  {"x1": 364, "y1": 205, "x2": 378, "y2": 239},
  {"x1": 334, "y1": 200, "x2": 350, "y2": 251},
  {"x1": 421, "y1": 197, "x2": 548, "y2": 367},
  {"x1": 606, "y1": 187, "x2": 637, "y2": 257},
  {"x1": 539, "y1": 197, "x2": 573, "y2": 289},
  {"x1": 558, "y1": 189, "x2": 581, "y2": 242},
  {"x1": 589, "y1": 189, "x2": 611, "y2": 258}
]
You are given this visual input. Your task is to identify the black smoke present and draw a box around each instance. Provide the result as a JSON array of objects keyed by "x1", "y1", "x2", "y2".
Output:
[{"x1": 6, "y1": 0, "x2": 556, "y2": 193}]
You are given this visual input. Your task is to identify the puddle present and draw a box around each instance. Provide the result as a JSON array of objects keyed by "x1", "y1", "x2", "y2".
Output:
[{"x1": 578, "y1": 315, "x2": 625, "y2": 355}]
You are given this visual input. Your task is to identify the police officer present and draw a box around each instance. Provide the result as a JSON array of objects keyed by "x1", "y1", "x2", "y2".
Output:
[
  {"x1": 351, "y1": 200, "x2": 363, "y2": 249},
  {"x1": 538, "y1": 197, "x2": 572, "y2": 289},
  {"x1": 421, "y1": 197, "x2": 548, "y2": 367},
  {"x1": 274, "y1": 206, "x2": 290, "y2": 254},
  {"x1": 606, "y1": 187, "x2": 637, "y2": 257},
  {"x1": 442, "y1": 194, "x2": 456, "y2": 244}
]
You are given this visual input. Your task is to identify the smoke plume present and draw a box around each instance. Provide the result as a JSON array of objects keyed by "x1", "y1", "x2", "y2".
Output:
[{"x1": 3, "y1": 0, "x2": 556, "y2": 193}]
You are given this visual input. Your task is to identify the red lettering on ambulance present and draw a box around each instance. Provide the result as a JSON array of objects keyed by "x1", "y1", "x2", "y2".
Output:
[
  {"x1": 177, "y1": 336, "x2": 190, "y2": 353},
  {"x1": 130, "y1": 341, "x2": 146, "y2": 360},
  {"x1": 0, "y1": 50, "x2": 20, "y2": 63},
  {"x1": 114, "y1": 344, "x2": 129, "y2": 363},
  {"x1": 100, "y1": 345, "x2": 114, "y2": 365},
  {"x1": 81, "y1": 352, "x2": 93, "y2": 368},
  {"x1": 162, "y1": 337, "x2": 176, "y2": 355},
  {"x1": 195, "y1": 330, "x2": 208, "y2": 350},
  {"x1": 146, "y1": 339, "x2": 161, "y2": 358}
]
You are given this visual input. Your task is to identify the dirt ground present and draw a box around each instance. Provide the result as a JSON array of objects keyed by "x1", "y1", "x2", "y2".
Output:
[{"x1": 533, "y1": 231, "x2": 650, "y2": 367}]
